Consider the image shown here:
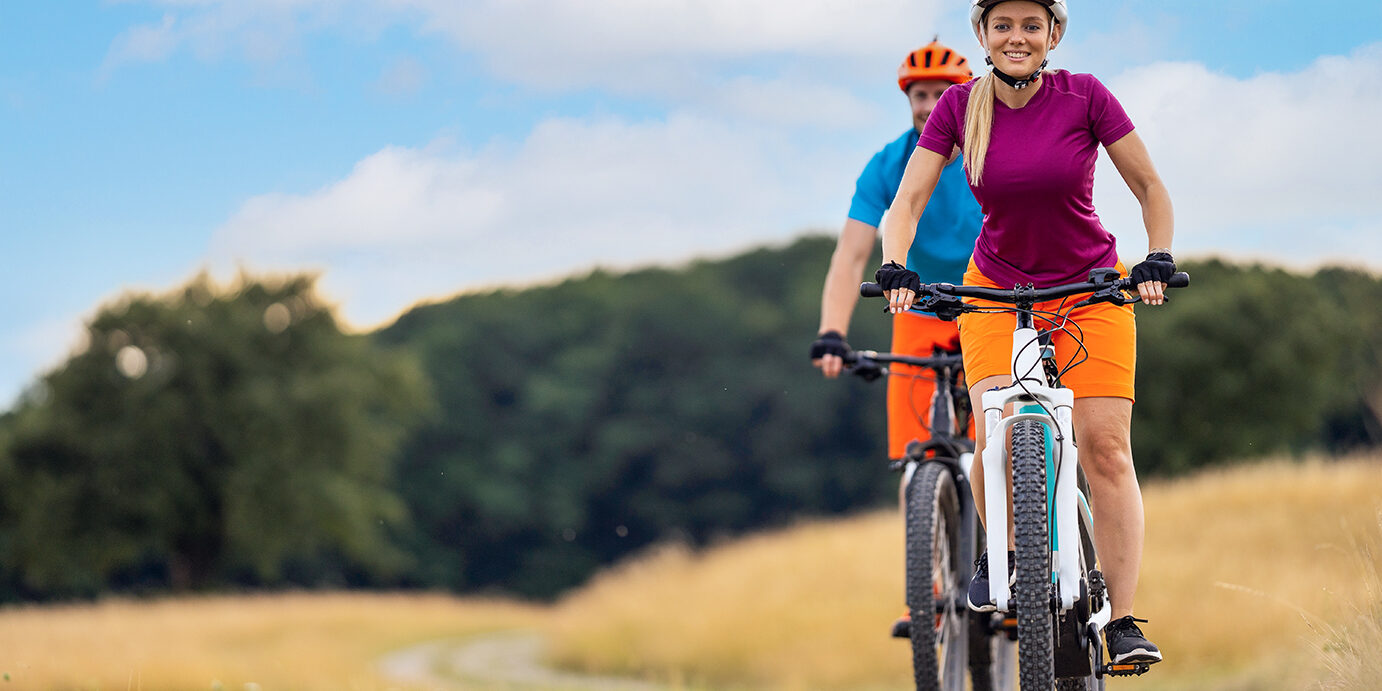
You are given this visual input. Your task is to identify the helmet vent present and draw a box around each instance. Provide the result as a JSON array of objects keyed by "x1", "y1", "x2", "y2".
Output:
[
  {"x1": 923, "y1": 52, "x2": 933, "y2": 68},
  {"x1": 940, "y1": 50, "x2": 953, "y2": 65}
]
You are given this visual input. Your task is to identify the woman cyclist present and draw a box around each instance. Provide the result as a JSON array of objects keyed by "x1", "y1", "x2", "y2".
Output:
[{"x1": 875, "y1": 0, "x2": 1175, "y2": 665}]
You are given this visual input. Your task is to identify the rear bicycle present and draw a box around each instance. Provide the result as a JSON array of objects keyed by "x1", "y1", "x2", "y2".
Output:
[{"x1": 849, "y1": 348, "x2": 984, "y2": 690}]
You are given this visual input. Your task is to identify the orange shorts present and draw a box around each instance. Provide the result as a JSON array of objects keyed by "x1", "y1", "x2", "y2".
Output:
[
  {"x1": 956, "y1": 259, "x2": 1137, "y2": 401},
  {"x1": 888, "y1": 311, "x2": 973, "y2": 459}
]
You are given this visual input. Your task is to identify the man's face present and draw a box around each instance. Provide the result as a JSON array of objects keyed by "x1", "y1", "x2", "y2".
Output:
[{"x1": 907, "y1": 79, "x2": 954, "y2": 132}]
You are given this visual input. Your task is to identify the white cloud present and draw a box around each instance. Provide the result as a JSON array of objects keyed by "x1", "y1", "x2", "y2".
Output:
[
  {"x1": 208, "y1": 42, "x2": 1382, "y2": 330},
  {"x1": 102, "y1": 0, "x2": 352, "y2": 71},
  {"x1": 209, "y1": 113, "x2": 862, "y2": 327},
  {"x1": 1093, "y1": 43, "x2": 1382, "y2": 268},
  {"x1": 373, "y1": 56, "x2": 427, "y2": 96},
  {"x1": 393, "y1": 0, "x2": 937, "y2": 69},
  {"x1": 692, "y1": 75, "x2": 886, "y2": 129},
  {"x1": 106, "y1": 0, "x2": 940, "y2": 94}
]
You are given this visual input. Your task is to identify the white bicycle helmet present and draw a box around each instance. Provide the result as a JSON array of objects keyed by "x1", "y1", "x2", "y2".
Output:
[{"x1": 970, "y1": 0, "x2": 1068, "y2": 33}]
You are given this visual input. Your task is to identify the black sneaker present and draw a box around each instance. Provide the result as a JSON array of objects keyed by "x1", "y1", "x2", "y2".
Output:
[
  {"x1": 966, "y1": 551, "x2": 1015, "y2": 612},
  {"x1": 1104, "y1": 615, "x2": 1162, "y2": 664},
  {"x1": 891, "y1": 613, "x2": 910, "y2": 638}
]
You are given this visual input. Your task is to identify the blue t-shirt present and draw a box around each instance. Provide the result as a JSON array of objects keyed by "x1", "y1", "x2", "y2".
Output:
[{"x1": 847, "y1": 129, "x2": 982, "y2": 285}]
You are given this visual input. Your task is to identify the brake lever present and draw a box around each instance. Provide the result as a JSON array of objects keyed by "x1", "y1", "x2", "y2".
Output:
[
  {"x1": 847, "y1": 353, "x2": 886, "y2": 382},
  {"x1": 1073, "y1": 286, "x2": 1141, "y2": 310},
  {"x1": 916, "y1": 293, "x2": 967, "y2": 321}
]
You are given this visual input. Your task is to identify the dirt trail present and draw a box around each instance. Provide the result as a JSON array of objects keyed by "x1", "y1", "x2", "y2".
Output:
[{"x1": 377, "y1": 631, "x2": 663, "y2": 690}]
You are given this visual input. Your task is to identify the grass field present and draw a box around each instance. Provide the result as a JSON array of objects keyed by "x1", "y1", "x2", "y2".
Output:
[
  {"x1": 0, "y1": 455, "x2": 1378, "y2": 690},
  {"x1": 0, "y1": 592, "x2": 540, "y2": 690},
  {"x1": 545, "y1": 455, "x2": 1382, "y2": 690}
]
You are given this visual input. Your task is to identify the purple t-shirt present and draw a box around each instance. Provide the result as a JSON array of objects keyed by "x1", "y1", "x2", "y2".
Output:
[{"x1": 918, "y1": 70, "x2": 1135, "y2": 288}]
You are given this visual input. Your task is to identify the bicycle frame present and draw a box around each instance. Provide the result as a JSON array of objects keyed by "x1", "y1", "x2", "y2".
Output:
[{"x1": 978, "y1": 317, "x2": 1108, "y2": 631}]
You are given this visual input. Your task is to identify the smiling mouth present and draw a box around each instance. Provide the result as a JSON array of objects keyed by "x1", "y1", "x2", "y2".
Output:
[{"x1": 1004, "y1": 51, "x2": 1031, "y2": 60}]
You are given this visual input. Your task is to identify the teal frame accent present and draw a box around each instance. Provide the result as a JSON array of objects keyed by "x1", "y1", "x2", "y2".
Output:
[{"x1": 1019, "y1": 403, "x2": 1059, "y2": 582}]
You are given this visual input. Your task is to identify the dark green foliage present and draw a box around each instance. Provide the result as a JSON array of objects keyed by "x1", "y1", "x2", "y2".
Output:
[
  {"x1": 0, "y1": 239, "x2": 1378, "y2": 602},
  {"x1": 1134, "y1": 259, "x2": 1382, "y2": 473},
  {"x1": 375, "y1": 237, "x2": 897, "y2": 598},
  {"x1": 379, "y1": 244, "x2": 1382, "y2": 598},
  {"x1": 0, "y1": 274, "x2": 430, "y2": 598}
]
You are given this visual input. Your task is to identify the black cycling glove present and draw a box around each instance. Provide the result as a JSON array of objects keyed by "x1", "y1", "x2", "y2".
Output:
[
  {"x1": 875, "y1": 261, "x2": 921, "y2": 294},
  {"x1": 1129, "y1": 252, "x2": 1176, "y2": 285},
  {"x1": 809, "y1": 330, "x2": 849, "y2": 361}
]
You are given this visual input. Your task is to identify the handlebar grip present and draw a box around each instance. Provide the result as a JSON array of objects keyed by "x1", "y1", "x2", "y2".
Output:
[
  {"x1": 860, "y1": 282, "x2": 884, "y2": 298},
  {"x1": 1168, "y1": 272, "x2": 1190, "y2": 288}
]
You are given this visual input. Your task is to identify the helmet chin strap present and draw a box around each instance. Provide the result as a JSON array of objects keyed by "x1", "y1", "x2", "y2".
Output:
[{"x1": 985, "y1": 56, "x2": 1048, "y2": 90}]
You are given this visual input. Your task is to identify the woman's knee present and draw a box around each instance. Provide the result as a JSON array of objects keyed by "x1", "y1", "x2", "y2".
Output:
[{"x1": 1079, "y1": 432, "x2": 1134, "y2": 480}]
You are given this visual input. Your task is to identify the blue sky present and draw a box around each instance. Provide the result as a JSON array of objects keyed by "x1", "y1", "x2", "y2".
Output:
[{"x1": 3, "y1": 0, "x2": 1382, "y2": 407}]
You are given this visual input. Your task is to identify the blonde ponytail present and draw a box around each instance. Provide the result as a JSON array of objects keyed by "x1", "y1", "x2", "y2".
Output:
[{"x1": 962, "y1": 71, "x2": 996, "y2": 187}]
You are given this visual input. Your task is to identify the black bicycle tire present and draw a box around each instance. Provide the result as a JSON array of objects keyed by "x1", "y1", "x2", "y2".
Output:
[
  {"x1": 966, "y1": 610, "x2": 994, "y2": 690},
  {"x1": 905, "y1": 461, "x2": 966, "y2": 690},
  {"x1": 1011, "y1": 419, "x2": 1055, "y2": 689}
]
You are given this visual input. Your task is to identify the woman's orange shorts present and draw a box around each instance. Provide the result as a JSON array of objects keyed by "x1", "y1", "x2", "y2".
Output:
[{"x1": 956, "y1": 259, "x2": 1137, "y2": 402}]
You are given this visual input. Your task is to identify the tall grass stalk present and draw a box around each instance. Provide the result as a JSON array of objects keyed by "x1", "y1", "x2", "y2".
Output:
[{"x1": 1309, "y1": 512, "x2": 1382, "y2": 690}]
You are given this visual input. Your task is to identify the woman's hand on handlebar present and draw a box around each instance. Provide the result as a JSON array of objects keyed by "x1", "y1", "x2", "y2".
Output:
[
  {"x1": 1129, "y1": 252, "x2": 1176, "y2": 306},
  {"x1": 874, "y1": 261, "x2": 920, "y2": 315}
]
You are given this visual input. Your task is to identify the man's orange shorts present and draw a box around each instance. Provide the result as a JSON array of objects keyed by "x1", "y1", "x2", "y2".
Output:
[
  {"x1": 888, "y1": 311, "x2": 972, "y2": 459},
  {"x1": 956, "y1": 259, "x2": 1137, "y2": 402}
]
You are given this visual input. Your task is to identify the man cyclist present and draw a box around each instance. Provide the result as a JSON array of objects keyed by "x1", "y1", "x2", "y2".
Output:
[{"x1": 809, "y1": 38, "x2": 982, "y2": 637}]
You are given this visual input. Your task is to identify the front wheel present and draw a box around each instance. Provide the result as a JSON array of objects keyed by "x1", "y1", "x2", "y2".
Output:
[
  {"x1": 905, "y1": 462, "x2": 966, "y2": 689},
  {"x1": 1011, "y1": 420, "x2": 1055, "y2": 690}
]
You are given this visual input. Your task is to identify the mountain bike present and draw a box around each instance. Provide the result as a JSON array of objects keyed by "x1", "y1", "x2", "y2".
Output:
[
  {"x1": 840, "y1": 345, "x2": 1015, "y2": 690},
  {"x1": 862, "y1": 267, "x2": 1189, "y2": 689}
]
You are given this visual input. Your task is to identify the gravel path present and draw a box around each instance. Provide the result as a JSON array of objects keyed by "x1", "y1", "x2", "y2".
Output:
[{"x1": 377, "y1": 631, "x2": 664, "y2": 690}]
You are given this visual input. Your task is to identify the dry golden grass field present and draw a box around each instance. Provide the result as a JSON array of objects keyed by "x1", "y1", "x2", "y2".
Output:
[
  {"x1": 547, "y1": 456, "x2": 1382, "y2": 691},
  {"x1": 0, "y1": 455, "x2": 1378, "y2": 690},
  {"x1": 0, "y1": 592, "x2": 541, "y2": 690}
]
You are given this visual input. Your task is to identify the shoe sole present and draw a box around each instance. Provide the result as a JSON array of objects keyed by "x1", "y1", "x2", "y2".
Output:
[{"x1": 1110, "y1": 648, "x2": 1163, "y2": 664}]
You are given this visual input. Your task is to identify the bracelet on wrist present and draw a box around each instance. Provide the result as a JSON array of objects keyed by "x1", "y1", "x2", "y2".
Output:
[{"x1": 1149, "y1": 247, "x2": 1173, "y2": 257}]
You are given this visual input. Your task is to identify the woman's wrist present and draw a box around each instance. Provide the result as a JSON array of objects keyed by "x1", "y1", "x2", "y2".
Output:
[{"x1": 1148, "y1": 247, "x2": 1172, "y2": 257}]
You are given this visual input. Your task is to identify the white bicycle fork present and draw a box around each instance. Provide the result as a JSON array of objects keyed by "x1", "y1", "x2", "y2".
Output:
[{"x1": 978, "y1": 326, "x2": 1103, "y2": 623}]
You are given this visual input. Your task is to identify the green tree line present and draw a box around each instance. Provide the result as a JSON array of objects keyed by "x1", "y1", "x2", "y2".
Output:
[{"x1": 0, "y1": 239, "x2": 1378, "y2": 601}]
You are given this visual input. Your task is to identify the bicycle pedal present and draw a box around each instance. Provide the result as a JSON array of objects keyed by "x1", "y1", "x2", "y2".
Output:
[{"x1": 1100, "y1": 662, "x2": 1152, "y2": 677}]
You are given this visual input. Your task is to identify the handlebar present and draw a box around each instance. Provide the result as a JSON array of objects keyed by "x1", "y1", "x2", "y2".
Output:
[
  {"x1": 841, "y1": 348, "x2": 964, "y2": 384},
  {"x1": 843, "y1": 349, "x2": 964, "y2": 370},
  {"x1": 860, "y1": 267, "x2": 1190, "y2": 319}
]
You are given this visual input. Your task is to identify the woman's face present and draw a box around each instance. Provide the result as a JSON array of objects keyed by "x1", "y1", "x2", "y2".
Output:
[{"x1": 980, "y1": 1, "x2": 1061, "y2": 75}]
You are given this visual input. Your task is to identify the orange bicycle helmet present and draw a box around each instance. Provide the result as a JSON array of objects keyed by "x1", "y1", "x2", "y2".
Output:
[{"x1": 897, "y1": 38, "x2": 973, "y2": 92}]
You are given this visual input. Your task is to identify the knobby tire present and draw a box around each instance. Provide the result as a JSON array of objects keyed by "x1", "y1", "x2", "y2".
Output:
[
  {"x1": 905, "y1": 462, "x2": 966, "y2": 690},
  {"x1": 1011, "y1": 420, "x2": 1055, "y2": 689}
]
